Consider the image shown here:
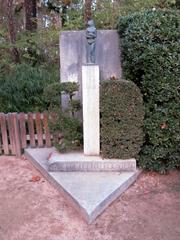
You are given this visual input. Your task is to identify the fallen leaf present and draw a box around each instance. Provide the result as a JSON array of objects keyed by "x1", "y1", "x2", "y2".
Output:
[{"x1": 29, "y1": 176, "x2": 41, "y2": 182}]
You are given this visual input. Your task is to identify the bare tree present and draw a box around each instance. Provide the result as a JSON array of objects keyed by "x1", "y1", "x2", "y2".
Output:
[
  {"x1": 24, "y1": 0, "x2": 37, "y2": 31},
  {"x1": 84, "y1": 0, "x2": 92, "y2": 23},
  {"x1": 6, "y1": 0, "x2": 20, "y2": 63}
]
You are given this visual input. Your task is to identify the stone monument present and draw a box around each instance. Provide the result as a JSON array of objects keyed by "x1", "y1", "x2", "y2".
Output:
[
  {"x1": 60, "y1": 28, "x2": 122, "y2": 115},
  {"x1": 25, "y1": 21, "x2": 140, "y2": 224},
  {"x1": 83, "y1": 20, "x2": 99, "y2": 155}
]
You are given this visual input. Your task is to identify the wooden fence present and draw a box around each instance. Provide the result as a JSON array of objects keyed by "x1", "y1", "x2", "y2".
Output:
[{"x1": 0, "y1": 112, "x2": 52, "y2": 157}]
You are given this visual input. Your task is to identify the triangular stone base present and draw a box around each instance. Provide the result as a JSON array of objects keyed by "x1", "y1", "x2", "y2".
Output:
[{"x1": 25, "y1": 148, "x2": 140, "y2": 223}]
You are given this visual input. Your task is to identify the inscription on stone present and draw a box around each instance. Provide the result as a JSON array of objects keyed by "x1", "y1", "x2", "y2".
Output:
[{"x1": 49, "y1": 160, "x2": 136, "y2": 172}]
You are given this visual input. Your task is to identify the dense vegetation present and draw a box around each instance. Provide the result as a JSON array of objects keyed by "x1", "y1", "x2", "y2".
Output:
[
  {"x1": 118, "y1": 10, "x2": 180, "y2": 172},
  {"x1": 44, "y1": 82, "x2": 83, "y2": 152},
  {"x1": 0, "y1": 63, "x2": 57, "y2": 113},
  {"x1": 100, "y1": 80, "x2": 144, "y2": 159}
]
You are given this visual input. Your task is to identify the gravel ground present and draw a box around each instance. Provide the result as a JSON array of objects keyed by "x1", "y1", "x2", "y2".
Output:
[{"x1": 0, "y1": 155, "x2": 180, "y2": 240}]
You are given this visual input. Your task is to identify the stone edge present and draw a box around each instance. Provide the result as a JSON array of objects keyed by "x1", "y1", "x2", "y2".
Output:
[
  {"x1": 24, "y1": 149, "x2": 90, "y2": 223},
  {"x1": 48, "y1": 160, "x2": 136, "y2": 172},
  {"x1": 24, "y1": 148, "x2": 141, "y2": 224},
  {"x1": 89, "y1": 169, "x2": 141, "y2": 223}
]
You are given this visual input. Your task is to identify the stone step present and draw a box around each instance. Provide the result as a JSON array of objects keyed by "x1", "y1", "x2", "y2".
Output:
[
  {"x1": 24, "y1": 148, "x2": 141, "y2": 223},
  {"x1": 48, "y1": 151, "x2": 136, "y2": 172}
]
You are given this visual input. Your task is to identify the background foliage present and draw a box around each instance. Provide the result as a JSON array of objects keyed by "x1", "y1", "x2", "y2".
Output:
[
  {"x1": 0, "y1": 9, "x2": 60, "y2": 112},
  {"x1": 118, "y1": 10, "x2": 180, "y2": 172},
  {"x1": 100, "y1": 80, "x2": 144, "y2": 159},
  {"x1": 0, "y1": 63, "x2": 58, "y2": 112},
  {"x1": 44, "y1": 82, "x2": 83, "y2": 152}
]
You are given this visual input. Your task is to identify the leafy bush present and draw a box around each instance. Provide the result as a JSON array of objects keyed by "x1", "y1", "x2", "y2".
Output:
[
  {"x1": 118, "y1": 10, "x2": 180, "y2": 172},
  {"x1": 53, "y1": 0, "x2": 179, "y2": 30},
  {"x1": 93, "y1": 0, "x2": 160, "y2": 29},
  {"x1": 0, "y1": 63, "x2": 58, "y2": 113},
  {"x1": 44, "y1": 82, "x2": 83, "y2": 152},
  {"x1": 117, "y1": 0, "x2": 179, "y2": 15},
  {"x1": 100, "y1": 80, "x2": 144, "y2": 159}
]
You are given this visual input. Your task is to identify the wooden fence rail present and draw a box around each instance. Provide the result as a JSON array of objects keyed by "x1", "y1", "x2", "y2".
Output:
[{"x1": 0, "y1": 112, "x2": 52, "y2": 157}]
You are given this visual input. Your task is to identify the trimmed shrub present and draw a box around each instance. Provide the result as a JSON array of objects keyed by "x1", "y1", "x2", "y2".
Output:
[
  {"x1": 44, "y1": 82, "x2": 83, "y2": 152},
  {"x1": 0, "y1": 63, "x2": 58, "y2": 113},
  {"x1": 117, "y1": 10, "x2": 180, "y2": 172},
  {"x1": 100, "y1": 80, "x2": 144, "y2": 159}
]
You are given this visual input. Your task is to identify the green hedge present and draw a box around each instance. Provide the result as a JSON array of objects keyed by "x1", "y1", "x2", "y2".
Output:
[
  {"x1": 100, "y1": 80, "x2": 144, "y2": 159},
  {"x1": 0, "y1": 63, "x2": 57, "y2": 113},
  {"x1": 118, "y1": 10, "x2": 180, "y2": 172}
]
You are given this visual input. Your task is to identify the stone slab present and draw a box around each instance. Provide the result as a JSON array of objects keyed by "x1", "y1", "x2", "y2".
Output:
[
  {"x1": 60, "y1": 30, "x2": 122, "y2": 83},
  {"x1": 60, "y1": 30, "x2": 122, "y2": 115},
  {"x1": 25, "y1": 148, "x2": 140, "y2": 223},
  {"x1": 48, "y1": 151, "x2": 136, "y2": 172},
  {"x1": 82, "y1": 65, "x2": 100, "y2": 155}
]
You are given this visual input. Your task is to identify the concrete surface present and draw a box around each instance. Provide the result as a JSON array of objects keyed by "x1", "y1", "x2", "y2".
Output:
[
  {"x1": 60, "y1": 30, "x2": 122, "y2": 83},
  {"x1": 82, "y1": 65, "x2": 100, "y2": 155},
  {"x1": 60, "y1": 30, "x2": 122, "y2": 116},
  {"x1": 1, "y1": 155, "x2": 180, "y2": 240},
  {"x1": 48, "y1": 151, "x2": 136, "y2": 172},
  {"x1": 24, "y1": 148, "x2": 140, "y2": 223}
]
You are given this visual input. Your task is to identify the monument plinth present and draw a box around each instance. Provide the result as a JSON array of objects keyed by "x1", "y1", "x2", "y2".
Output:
[{"x1": 82, "y1": 65, "x2": 100, "y2": 155}]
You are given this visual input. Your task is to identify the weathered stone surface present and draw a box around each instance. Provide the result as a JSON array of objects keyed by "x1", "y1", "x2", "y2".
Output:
[
  {"x1": 60, "y1": 30, "x2": 122, "y2": 82},
  {"x1": 25, "y1": 148, "x2": 140, "y2": 223},
  {"x1": 60, "y1": 30, "x2": 122, "y2": 111},
  {"x1": 82, "y1": 65, "x2": 100, "y2": 155},
  {"x1": 48, "y1": 151, "x2": 136, "y2": 172}
]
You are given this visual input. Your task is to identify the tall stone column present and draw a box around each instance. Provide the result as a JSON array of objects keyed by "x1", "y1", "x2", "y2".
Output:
[{"x1": 82, "y1": 65, "x2": 100, "y2": 155}]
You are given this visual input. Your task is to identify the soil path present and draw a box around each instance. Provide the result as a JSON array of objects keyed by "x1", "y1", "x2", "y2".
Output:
[{"x1": 0, "y1": 156, "x2": 180, "y2": 240}]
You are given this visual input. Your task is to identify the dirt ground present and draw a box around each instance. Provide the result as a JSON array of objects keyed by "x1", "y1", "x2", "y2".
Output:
[{"x1": 0, "y1": 156, "x2": 180, "y2": 240}]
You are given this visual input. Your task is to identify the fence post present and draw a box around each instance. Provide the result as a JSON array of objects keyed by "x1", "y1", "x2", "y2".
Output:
[
  {"x1": 19, "y1": 113, "x2": 27, "y2": 149},
  {"x1": 43, "y1": 112, "x2": 51, "y2": 147},
  {"x1": 7, "y1": 113, "x2": 16, "y2": 154},
  {"x1": 0, "y1": 113, "x2": 9, "y2": 155},
  {"x1": 35, "y1": 112, "x2": 43, "y2": 147},
  {"x1": 12, "y1": 113, "x2": 21, "y2": 157},
  {"x1": 27, "y1": 113, "x2": 36, "y2": 148}
]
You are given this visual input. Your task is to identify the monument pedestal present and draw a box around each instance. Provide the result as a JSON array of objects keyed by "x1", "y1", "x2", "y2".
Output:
[
  {"x1": 82, "y1": 65, "x2": 100, "y2": 156},
  {"x1": 25, "y1": 148, "x2": 140, "y2": 224}
]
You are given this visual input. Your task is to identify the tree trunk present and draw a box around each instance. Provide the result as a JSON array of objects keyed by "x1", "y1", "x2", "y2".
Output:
[
  {"x1": 84, "y1": 0, "x2": 92, "y2": 23},
  {"x1": 24, "y1": 0, "x2": 37, "y2": 31},
  {"x1": 6, "y1": 0, "x2": 20, "y2": 63}
]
